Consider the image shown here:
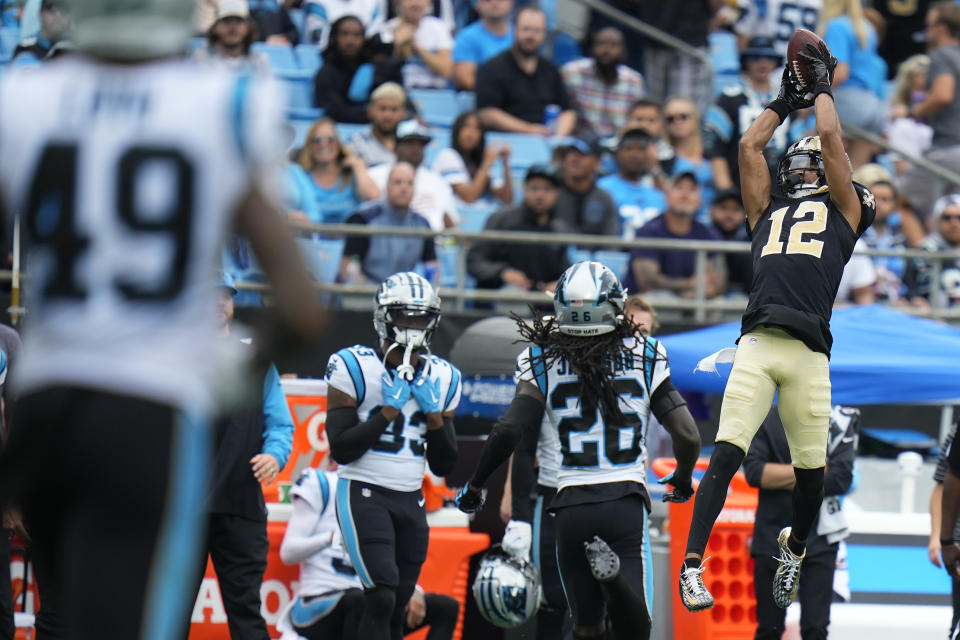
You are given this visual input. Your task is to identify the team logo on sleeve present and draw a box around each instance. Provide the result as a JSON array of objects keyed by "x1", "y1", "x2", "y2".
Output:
[
  {"x1": 861, "y1": 189, "x2": 875, "y2": 210},
  {"x1": 325, "y1": 360, "x2": 338, "y2": 379}
]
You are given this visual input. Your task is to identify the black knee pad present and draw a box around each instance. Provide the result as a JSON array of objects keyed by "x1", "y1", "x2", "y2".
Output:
[{"x1": 363, "y1": 586, "x2": 397, "y2": 622}]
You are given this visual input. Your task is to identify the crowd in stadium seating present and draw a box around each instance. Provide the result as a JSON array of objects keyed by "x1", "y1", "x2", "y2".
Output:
[{"x1": 4, "y1": 0, "x2": 960, "y2": 311}]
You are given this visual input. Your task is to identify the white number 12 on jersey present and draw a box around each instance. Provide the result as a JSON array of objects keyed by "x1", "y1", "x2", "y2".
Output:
[{"x1": 760, "y1": 201, "x2": 828, "y2": 259}]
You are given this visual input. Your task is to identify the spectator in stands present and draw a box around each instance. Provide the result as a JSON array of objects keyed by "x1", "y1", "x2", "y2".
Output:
[
  {"x1": 623, "y1": 98, "x2": 674, "y2": 169},
  {"x1": 467, "y1": 164, "x2": 571, "y2": 291},
  {"x1": 664, "y1": 96, "x2": 715, "y2": 220},
  {"x1": 835, "y1": 240, "x2": 877, "y2": 306},
  {"x1": 475, "y1": 6, "x2": 576, "y2": 137},
  {"x1": 347, "y1": 81, "x2": 407, "y2": 167},
  {"x1": 368, "y1": 119, "x2": 459, "y2": 230},
  {"x1": 854, "y1": 162, "x2": 927, "y2": 247},
  {"x1": 560, "y1": 26, "x2": 644, "y2": 138},
  {"x1": 341, "y1": 162, "x2": 438, "y2": 283},
  {"x1": 288, "y1": 118, "x2": 380, "y2": 227},
  {"x1": 895, "y1": 2, "x2": 960, "y2": 218},
  {"x1": 708, "y1": 189, "x2": 752, "y2": 296},
  {"x1": 376, "y1": 0, "x2": 453, "y2": 88},
  {"x1": 305, "y1": 0, "x2": 383, "y2": 48},
  {"x1": 432, "y1": 110, "x2": 514, "y2": 206},
  {"x1": 597, "y1": 128, "x2": 666, "y2": 239},
  {"x1": 13, "y1": 0, "x2": 67, "y2": 61},
  {"x1": 248, "y1": 0, "x2": 299, "y2": 44},
  {"x1": 703, "y1": 37, "x2": 785, "y2": 191},
  {"x1": 821, "y1": 0, "x2": 888, "y2": 168},
  {"x1": 195, "y1": 0, "x2": 270, "y2": 70},
  {"x1": 887, "y1": 54, "x2": 933, "y2": 177},
  {"x1": 623, "y1": 171, "x2": 726, "y2": 299},
  {"x1": 452, "y1": 0, "x2": 513, "y2": 90},
  {"x1": 904, "y1": 193, "x2": 960, "y2": 308},
  {"x1": 641, "y1": 1, "x2": 714, "y2": 116},
  {"x1": 872, "y1": 0, "x2": 932, "y2": 78},
  {"x1": 857, "y1": 179, "x2": 910, "y2": 302},
  {"x1": 554, "y1": 135, "x2": 619, "y2": 236}
]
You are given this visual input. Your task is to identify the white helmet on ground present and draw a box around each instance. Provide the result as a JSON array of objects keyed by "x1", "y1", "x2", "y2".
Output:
[
  {"x1": 553, "y1": 261, "x2": 626, "y2": 337},
  {"x1": 473, "y1": 553, "x2": 541, "y2": 628},
  {"x1": 68, "y1": 0, "x2": 193, "y2": 60},
  {"x1": 373, "y1": 272, "x2": 441, "y2": 379}
]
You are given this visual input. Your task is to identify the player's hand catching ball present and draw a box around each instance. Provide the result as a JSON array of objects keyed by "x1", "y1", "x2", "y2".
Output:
[
  {"x1": 456, "y1": 484, "x2": 485, "y2": 514},
  {"x1": 798, "y1": 42, "x2": 837, "y2": 94},
  {"x1": 658, "y1": 471, "x2": 695, "y2": 503}
]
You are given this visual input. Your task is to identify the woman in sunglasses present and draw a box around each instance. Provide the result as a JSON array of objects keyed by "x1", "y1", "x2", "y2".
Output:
[
  {"x1": 289, "y1": 117, "x2": 381, "y2": 226},
  {"x1": 664, "y1": 96, "x2": 716, "y2": 221}
]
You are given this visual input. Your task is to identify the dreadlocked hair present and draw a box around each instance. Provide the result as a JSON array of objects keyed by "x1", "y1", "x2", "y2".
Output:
[{"x1": 512, "y1": 306, "x2": 659, "y2": 424}]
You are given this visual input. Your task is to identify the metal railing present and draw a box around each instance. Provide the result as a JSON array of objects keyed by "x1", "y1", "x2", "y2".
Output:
[{"x1": 248, "y1": 221, "x2": 960, "y2": 323}]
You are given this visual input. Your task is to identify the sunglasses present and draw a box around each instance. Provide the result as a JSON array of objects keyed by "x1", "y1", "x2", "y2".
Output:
[
  {"x1": 311, "y1": 135, "x2": 337, "y2": 145},
  {"x1": 940, "y1": 214, "x2": 960, "y2": 222},
  {"x1": 665, "y1": 113, "x2": 692, "y2": 124}
]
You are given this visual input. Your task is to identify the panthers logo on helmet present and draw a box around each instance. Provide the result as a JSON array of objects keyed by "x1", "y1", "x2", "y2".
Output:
[{"x1": 553, "y1": 261, "x2": 625, "y2": 336}]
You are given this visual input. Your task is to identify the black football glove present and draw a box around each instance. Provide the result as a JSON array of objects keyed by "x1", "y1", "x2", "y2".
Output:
[
  {"x1": 798, "y1": 41, "x2": 838, "y2": 99},
  {"x1": 658, "y1": 471, "x2": 695, "y2": 504},
  {"x1": 455, "y1": 484, "x2": 485, "y2": 514},
  {"x1": 767, "y1": 66, "x2": 811, "y2": 122}
]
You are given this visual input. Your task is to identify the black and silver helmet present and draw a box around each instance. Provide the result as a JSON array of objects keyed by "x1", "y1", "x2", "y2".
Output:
[
  {"x1": 777, "y1": 136, "x2": 828, "y2": 199},
  {"x1": 473, "y1": 553, "x2": 541, "y2": 628}
]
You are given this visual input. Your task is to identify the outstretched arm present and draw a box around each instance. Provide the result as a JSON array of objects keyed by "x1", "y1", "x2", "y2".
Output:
[{"x1": 738, "y1": 110, "x2": 779, "y2": 228}]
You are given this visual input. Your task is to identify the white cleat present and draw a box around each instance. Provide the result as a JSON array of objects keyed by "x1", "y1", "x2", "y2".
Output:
[
  {"x1": 772, "y1": 527, "x2": 805, "y2": 608},
  {"x1": 679, "y1": 558, "x2": 714, "y2": 612}
]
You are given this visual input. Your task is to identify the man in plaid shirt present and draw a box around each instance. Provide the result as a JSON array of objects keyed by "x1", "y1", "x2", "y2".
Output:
[{"x1": 561, "y1": 27, "x2": 644, "y2": 138}]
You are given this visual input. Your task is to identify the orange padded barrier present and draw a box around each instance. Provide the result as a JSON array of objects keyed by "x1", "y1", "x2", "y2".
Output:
[{"x1": 652, "y1": 457, "x2": 759, "y2": 640}]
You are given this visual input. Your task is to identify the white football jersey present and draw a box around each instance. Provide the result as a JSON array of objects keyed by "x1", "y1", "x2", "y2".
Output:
[
  {"x1": 0, "y1": 58, "x2": 283, "y2": 411},
  {"x1": 513, "y1": 355, "x2": 561, "y2": 489},
  {"x1": 736, "y1": 0, "x2": 823, "y2": 56},
  {"x1": 290, "y1": 468, "x2": 362, "y2": 595},
  {"x1": 516, "y1": 337, "x2": 670, "y2": 490},
  {"x1": 325, "y1": 345, "x2": 462, "y2": 492}
]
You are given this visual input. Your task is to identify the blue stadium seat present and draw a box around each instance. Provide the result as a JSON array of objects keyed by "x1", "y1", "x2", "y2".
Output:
[
  {"x1": 458, "y1": 201, "x2": 498, "y2": 232},
  {"x1": 486, "y1": 133, "x2": 551, "y2": 171},
  {"x1": 592, "y1": 250, "x2": 630, "y2": 281},
  {"x1": 409, "y1": 88, "x2": 458, "y2": 127},
  {"x1": 336, "y1": 123, "x2": 369, "y2": 144},
  {"x1": 252, "y1": 42, "x2": 299, "y2": 75},
  {"x1": 284, "y1": 77, "x2": 323, "y2": 120},
  {"x1": 297, "y1": 237, "x2": 345, "y2": 284},
  {"x1": 455, "y1": 91, "x2": 476, "y2": 114},
  {"x1": 437, "y1": 244, "x2": 460, "y2": 288},
  {"x1": 568, "y1": 247, "x2": 591, "y2": 265},
  {"x1": 190, "y1": 36, "x2": 206, "y2": 54},
  {"x1": 424, "y1": 126, "x2": 452, "y2": 167},
  {"x1": 295, "y1": 43, "x2": 322, "y2": 75}
]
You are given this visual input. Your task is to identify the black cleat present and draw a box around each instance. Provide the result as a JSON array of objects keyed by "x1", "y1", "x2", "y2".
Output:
[{"x1": 584, "y1": 536, "x2": 620, "y2": 582}]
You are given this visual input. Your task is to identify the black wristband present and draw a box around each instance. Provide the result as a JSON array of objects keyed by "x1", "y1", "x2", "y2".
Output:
[
  {"x1": 766, "y1": 99, "x2": 793, "y2": 124},
  {"x1": 942, "y1": 537, "x2": 957, "y2": 546},
  {"x1": 812, "y1": 83, "x2": 833, "y2": 100}
]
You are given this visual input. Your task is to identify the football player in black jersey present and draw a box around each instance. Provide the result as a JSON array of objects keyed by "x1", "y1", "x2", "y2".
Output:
[{"x1": 678, "y1": 40, "x2": 876, "y2": 613}]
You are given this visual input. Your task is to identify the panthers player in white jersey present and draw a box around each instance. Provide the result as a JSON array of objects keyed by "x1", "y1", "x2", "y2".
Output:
[
  {"x1": 324, "y1": 272, "x2": 460, "y2": 640},
  {"x1": 0, "y1": 2, "x2": 322, "y2": 639},
  {"x1": 457, "y1": 261, "x2": 701, "y2": 640},
  {"x1": 279, "y1": 467, "x2": 366, "y2": 639}
]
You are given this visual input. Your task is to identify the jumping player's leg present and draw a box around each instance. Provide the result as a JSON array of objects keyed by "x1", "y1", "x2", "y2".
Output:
[
  {"x1": 533, "y1": 489, "x2": 568, "y2": 640},
  {"x1": 777, "y1": 346, "x2": 830, "y2": 556},
  {"x1": 685, "y1": 332, "x2": 779, "y2": 563},
  {"x1": 336, "y1": 480, "x2": 401, "y2": 640}
]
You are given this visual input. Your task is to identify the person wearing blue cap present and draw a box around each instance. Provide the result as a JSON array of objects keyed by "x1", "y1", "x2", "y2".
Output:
[
  {"x1": 903, "y1": 193, "x2": 960, "y2": 308},
  {"x1": 554, "y1": 135, "x2": 620, "y2": 237},
  {"x1": 704, "y1": 36, "x2": 787, "y2": 192},
  {"x1": 180, "y1": 272, "x2": 296, "y2": 639}
]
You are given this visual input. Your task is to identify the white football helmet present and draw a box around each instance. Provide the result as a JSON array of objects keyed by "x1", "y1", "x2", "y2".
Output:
[
  {"x1": 473, "y1": 553, "x2": 541, "y2": 628},
  {"x1": 553, "y1": 261, "x2": 625, "y2": 337},
  {"x1": 373, "y1": 272, "x2": 441, "y2": 380},
  {"x1": 68, "y1": 0, "x2": 193, "y2": 60}
]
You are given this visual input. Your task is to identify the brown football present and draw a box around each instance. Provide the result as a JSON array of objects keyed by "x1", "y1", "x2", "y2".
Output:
[{"x1": 786, "y1": 28, "x2": 825, "y2": 89}]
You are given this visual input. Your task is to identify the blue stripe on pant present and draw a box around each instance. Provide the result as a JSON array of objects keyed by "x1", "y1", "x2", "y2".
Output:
[
  {"x1": 142, "y1": 409, "x2": 211, "y2": 640},
  {"x1": 335, "y1": 479, "x2": 376, "y2": 588}
]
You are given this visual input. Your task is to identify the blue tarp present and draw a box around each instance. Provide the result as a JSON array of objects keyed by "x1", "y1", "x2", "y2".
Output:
[{"x1": 661, "y1": 305, "x2": 960, "y2": 405}]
